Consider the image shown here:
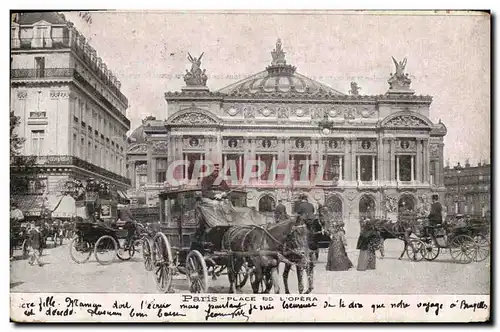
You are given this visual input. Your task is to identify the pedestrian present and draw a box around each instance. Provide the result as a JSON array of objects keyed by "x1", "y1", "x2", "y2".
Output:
[
  {"x1": 296, "y1": 194, "x2": 314, "y2": 225},
  {"x1": 27, "y1": 222, "x2": 43, "y2": 267},
  {"x1": 274, "y1": 199, "x2": 288, "y2": 223},
  {"x1": 326, "y1": 222, "x2": 353, "y2": 271},
  {"x1": 356, "y1": 219, "x2": 379, "y2": 271}
]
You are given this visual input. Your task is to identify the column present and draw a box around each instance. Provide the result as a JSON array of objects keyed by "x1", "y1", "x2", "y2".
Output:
[
  {"x1": 272, "y1": 154, "x2": 276, "y2": 182},
  {"x1": 291, "y1": 155, "x2": 295, "y2": 181},
  {"x1": 151, "y1": 157, "x2": 157, "y2": 183},
  {"x1": 410, "y1": 155, "x2": 414, "y2": 182},
  {"x1": 372, "y1": 156, "x2": 376, "y2": 181},
  {"x1": 146, "y1": 142, "x2": 153, "y2": 183},
  {"x1": 423, "y1": 139, "x2": 429, "y2": 183},
  {"x1": 184, "y1": 153, "x2": 188, "y2": 181},
  {"x1": 305, "y1": 155, "x2": 310, "y2": 181},
  {"x1": 130, "y1": 161, "x2": 137, "y2": 189},
  {"x1": 339, "y1": 156, "x2": 343, "y2": 181},
  {"x1": 351, "y1": 140, "x2": 357, "y2": 182},
  {"x1": 396, "y1": 156, "x2": 400, "y2": 182},
  {"x1": 257, "y1": 154, "x2": 261, "y2": 182},
  {"x1": 390, "y1": 139, "x2": 396, "y2": 182},
  {"x1": 357, "y1": 156, "x2": 361, "y2": 181},
  {"x1": 223, "y1": 154, "x2": 227, "y2": 168},
  {"x1": 415, "y1": 139, "x2": 422, "y2": 182},
  {"x1": 238, "y1": 154, "x2": 243, "y2": 182},
  {"x1": 343, "y1": 139, "x2": 350, "y2": 181},
  {"x1": 377, "y1": 138, "x2": 384, "y2": 181}
]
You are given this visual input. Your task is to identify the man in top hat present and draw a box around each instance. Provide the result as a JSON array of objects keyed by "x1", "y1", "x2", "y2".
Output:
[
  {"x1": 428, "y1": 195, "x2": 443, "y2": 227},
  {"x1": 296, "y1": 194, "x2": 315, "y2": 225},
  {"x1": 117, "y1": 203, "x2": 137, "y2": 246}
]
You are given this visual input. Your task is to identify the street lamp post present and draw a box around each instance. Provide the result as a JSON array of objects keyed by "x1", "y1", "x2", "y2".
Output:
[{"x1": 318, "y1": 114, "x2": 338, "y2": 183}]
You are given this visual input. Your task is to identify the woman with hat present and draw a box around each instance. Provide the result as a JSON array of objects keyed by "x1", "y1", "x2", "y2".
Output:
[
  {"x1": 356, "y1": 218, "x2": 380, "y2": 271},
  {"x1": 326, "y1": 221, "x2": 353, "y2": 271}
]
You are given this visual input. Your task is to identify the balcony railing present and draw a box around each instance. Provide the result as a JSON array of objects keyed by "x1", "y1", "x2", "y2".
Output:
[
  {"x1": 11, "y1": 155, "x2": 130, "y2": 186},
  {"x1": 11, "y1": 68, "x2": 73, "y2": 79},
  {"x1": 12, "y1": 36, "x2": 128, "y2": 106},
  {"x1": 11, "y1": 67, "x2": 130, "y2": 127}
]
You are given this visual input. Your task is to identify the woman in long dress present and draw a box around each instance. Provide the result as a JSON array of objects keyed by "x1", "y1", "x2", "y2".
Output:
[
  {"x1": 326, "y1": 222, "x2": 353, "y2": 271},
  {"x1": 356, "y1": 219, "x2": 379, "y2": 271}
]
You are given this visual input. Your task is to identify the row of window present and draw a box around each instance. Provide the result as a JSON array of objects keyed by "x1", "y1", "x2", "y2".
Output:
[
  {"x1": 72, "y1": 133, "x2": 124, "y2": 175},
  {"x1": 131, "y1": 153, "x2": 426, "y2": 187}
]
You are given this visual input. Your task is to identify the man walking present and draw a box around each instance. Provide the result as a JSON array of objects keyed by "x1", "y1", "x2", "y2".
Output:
[
  {"x1": 27, "y1": 222, "x2": 43, "y2": 266},
  {"x1": 274, "y1": 199, "x2": 288, "y2": 223}
]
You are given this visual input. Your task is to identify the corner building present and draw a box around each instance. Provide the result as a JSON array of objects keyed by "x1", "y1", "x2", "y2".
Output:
[
  {"x1": 128, "y1": 40, "x2": 447, "y2": 239},
  {"x1": 11, "y1": 12, "x2": 130, "y2": 216}
]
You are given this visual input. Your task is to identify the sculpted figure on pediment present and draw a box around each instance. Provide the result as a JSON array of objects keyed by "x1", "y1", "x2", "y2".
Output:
[
  {"x1": 128, "y1": 144, "x2": 148, "y2": 154},
  {"x1": 171, "y1": 112, "x2": 217, "y2": 125},
  {"x1": 386, "y1": 115, "x2": 428, "y2": 128}
]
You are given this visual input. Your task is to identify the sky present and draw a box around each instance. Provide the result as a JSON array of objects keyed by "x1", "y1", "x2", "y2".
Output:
[{"x1": 64, "y1": 10, "x2": 490, "y2": 166}]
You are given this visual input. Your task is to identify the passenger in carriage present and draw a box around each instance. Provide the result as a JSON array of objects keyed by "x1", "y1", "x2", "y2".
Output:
[{"x1": 428, "y1": 195, "x2": 443, "y2": 227}]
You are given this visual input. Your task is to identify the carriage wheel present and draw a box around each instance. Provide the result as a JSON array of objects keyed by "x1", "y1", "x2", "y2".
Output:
[
  {"x1": 421, "y1": 239, "x2": 440, "y2": 261},
  {"x1": 94, "y1": 235, "x2": 118, "y2": 265},
  {"x1": 186, "y1": 250, "x2": 208, "y2": 293},
  {"x1": 69, "y1": 236, "x2": 92, "y2": 264},
  {"x1": 142, "y1": 237, "x2": 154, "y2": 271},
  {"x1": 406, "y1": 239, "x2": 425, "y2": 262},
  {"x1": 236, "y1": 264, "x2": 250, "y2": 289},
  {"x1": 153, "y1": 233, "x2": 173, "y2": 293},
  {"x1": 471, "y1": 235, "x2": 490, "y2": 262},
  {"x1": 449, "y1": 235, "x2": 474, "y2": 264},
  {"x1": 117, "y1": 239, "x2": 135, "y2": 261},
  {"x1": 21, "y1": 239, "x2": 29, "y2": 260}
]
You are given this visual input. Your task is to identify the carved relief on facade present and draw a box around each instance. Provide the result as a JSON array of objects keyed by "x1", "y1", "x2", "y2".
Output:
[
  {"x1": 243, "y1": 106, "x2": 256, "y2": 119},
  {"x1": 258, "y1": 107, "x2": 276, "y2": 117},
  {"x1": 152, "y1": 141, "x2": 168, "y2": 154},
  {"x1": 289, "y1": 138, "x2": 311, "y2": 151},
  {"x1": 50, "y1": 91, "x2": 70, "y2": 99},
  {"x1": 277, "y1": 106, "x2": 289, "y2": 119},
  {"x1": 326, "y1": 139, "x2": 345, "y2": 151},
  {"x1": 430, "y1": 144, "x2": 439, "y2": 158},
  {"x1": 395, "y1": 139, "x2": 417, "y2": 152},
  {"x1": 182, "y1": 136, "x2": 205, "y2": 149},
  {"x1": 355, "y1": 139, "x2": 377, "y2": 152},
  {"x1": 135, "y1": 163, "x2": 148, "y2": 173},
  {"x1": 357, "y1": 107, "x2": 376, "y2": 118},
  {"x1": 291, "y1": 107, "x2": 310, "y2": 117},
  {"x1": 311, "y1": 107, "x2": 326, "y2": 119},
  {"x1": 171, "y1": 112, "x2": 217, "y2": 125},
  {"x1": 224, "y1": 106, "x2": 241, "y2": 117},
  {"x1": 256, "y1": 138, "x2": 278, "y2": 150},
  {"x1": 128, "y1": 143, "x2": 148, "y2": 154},
  {"x1": 385, "y1": 115, "x2": 429, "y2": 128},
  {"x1": 383, "y1": 195, "x2": 398, "y2": 213},
  {"x1": 17, "y1": 91, "x2": 28, "y2": 99},
  {"x1": 223, "y1": 137, "x2": 244, "y2": 151}
]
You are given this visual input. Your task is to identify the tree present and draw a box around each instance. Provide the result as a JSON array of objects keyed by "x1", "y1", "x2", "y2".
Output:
[{"x1": 10, "y1": 110, "x2": 38, "y2": 197}]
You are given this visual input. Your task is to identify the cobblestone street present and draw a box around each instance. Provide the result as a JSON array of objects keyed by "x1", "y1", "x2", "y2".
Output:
[{"x1": 10, "y1": 238, "x2": 490, "y2": 295}]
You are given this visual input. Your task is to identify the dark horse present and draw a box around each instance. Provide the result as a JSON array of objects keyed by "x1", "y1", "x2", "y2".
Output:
[
  {"x1": 370, "y1": 218, "x2": 420, "y2": 259},
  {"x1": 222, "y1": 220, "x2": 310, "y2": 294},
  {"x1": 282, "y1": 217, "x2": 324, "y2": 294}
]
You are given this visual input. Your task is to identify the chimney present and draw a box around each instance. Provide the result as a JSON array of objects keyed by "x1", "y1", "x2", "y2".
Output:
[{"x1": 465, "y1": 159, "x2": 470, "y2": 168}]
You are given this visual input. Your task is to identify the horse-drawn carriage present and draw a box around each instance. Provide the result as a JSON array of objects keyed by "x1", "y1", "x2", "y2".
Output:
[
  {"x1": 10, "y1": 222, "x2": 29, "y2": 259},
  {"x1": 68, "y1": 179, "x2": 145, "y2": 265},
  {"x1": 407, "y1": 215, "x2": 490, "y2": 264},
  {"x1": 145, "y1": 188, "x2": 316, "y2": 294}
]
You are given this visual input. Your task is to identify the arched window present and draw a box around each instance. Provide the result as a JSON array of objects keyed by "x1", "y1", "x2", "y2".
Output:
[
  {"x1": 258, "y1": 195, "x2": 276, "y2": 213},
  {"x1": 359, "y1": 195, "x2": 376, "y2": 219},
  {"x1": 398, "y1": 194, "x2": 416, "y2": 213}
]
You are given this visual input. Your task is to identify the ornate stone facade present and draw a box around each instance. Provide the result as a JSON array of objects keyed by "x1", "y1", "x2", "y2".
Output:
[{"x1": 127, "y1": 40, "x2": 447, "y2": 237}]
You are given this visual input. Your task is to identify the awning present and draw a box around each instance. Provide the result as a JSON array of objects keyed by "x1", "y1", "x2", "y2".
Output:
[
  {"x1": 117, "y1": 190, "x2": 131, "y2": 204},
  {"x1": 50, "y1": 195, "x2": 76, "y2": 218},
  {"x1": 10, "y1": 195, "x2": 46, "y2": 217}
]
